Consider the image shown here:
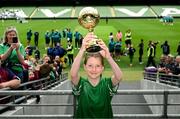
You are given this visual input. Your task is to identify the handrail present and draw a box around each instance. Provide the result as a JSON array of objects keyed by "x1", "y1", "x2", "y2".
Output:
[
  {"x1": 0, "y1": 72, "x2": 68, "y2": 91},
  {"x1": 1, "y1": 89, "x2": 180, "y2": 95},
  {"x1": 0, "y1": 72, "x2": 68, "y2": 114},
  {"x1": 0, "y1": 114, "x2": 179, "y2": 118},
  {"x1": 144, "y1": 71, "x2": 180, "y2": 87},
  {"x1": 0, "y1": 90, "x2": 180, "y2": 118}
]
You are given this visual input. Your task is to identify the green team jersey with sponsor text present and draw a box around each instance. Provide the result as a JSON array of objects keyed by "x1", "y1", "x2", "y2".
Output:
[{"x1": 72, "y1": 77, "x2": 118, "y2": 119}]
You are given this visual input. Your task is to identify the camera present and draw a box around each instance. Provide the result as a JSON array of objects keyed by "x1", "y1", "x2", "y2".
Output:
[{"x1": 12, "y1": 37, "x2": 18, "y2": 43}]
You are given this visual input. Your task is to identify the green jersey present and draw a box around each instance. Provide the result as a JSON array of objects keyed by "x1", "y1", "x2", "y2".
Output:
[
  {"x1": 0, "y1": 43, "x2": 25, "y2": 72},
  {"x1": 72, "y1": 77, "x2": 118, "y2": 119}
]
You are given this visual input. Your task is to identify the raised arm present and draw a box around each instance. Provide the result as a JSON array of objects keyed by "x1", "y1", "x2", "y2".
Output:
[
  {"x1": 99, "y1": 40, "x2": 123, "y2": 86},
  {"x1": 15, "y1": 44, "x2": 25, "y2": 64},
  {"x1": 0, "y1": 45, "x2": 13, "y2": 61},
  {"x1": 70, "y1": 33, "x2": 95, "y2": 86},
  {"x1": 1, "y1": 43, "x2": 25, "y2": 64}
]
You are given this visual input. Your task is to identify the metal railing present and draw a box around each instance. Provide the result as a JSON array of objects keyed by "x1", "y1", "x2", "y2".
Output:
[
  {"x1": 144, "y1": 71, "x2": 180, "y2": 87},
  {"x1": 0, "y1": 72, "x2": 68, "y2": 113},
  {"x1": 0, "y1": 90, "x2": 180, "y2": 118}
]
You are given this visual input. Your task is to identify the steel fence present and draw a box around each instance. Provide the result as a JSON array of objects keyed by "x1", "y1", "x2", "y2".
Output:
[
  {"x1": 0, "y1": 72, "x2": 68, "y2": 114},
  {"x1": 0, "y1": 90, "x2": 180, "y2": 118},
  {"x1": 144, "y1": 71, "x2": 180, "y2": 87}
]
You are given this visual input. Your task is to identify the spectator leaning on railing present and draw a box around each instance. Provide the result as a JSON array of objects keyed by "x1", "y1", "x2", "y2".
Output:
[
  {"x1": 171, "y1": 56, "x2": 180, "y2": 75},
  {"x1": 0, "y1": 55, "x2": 21, "y2": 89},
  {"x1": 35, "y1": 55, "x2": 55, "y2": 79},
  {"x1": 163, "y1": 54, "x2": 175, "y2": 75},
  {"x1": 157, "y1": 55, "x2": 167, "y2": 73}
]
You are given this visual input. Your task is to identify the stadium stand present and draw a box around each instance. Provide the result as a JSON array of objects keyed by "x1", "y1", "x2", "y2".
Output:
[
  {"x1": 1, "y1": 6, "x2": 180, "y2": 19},
  {"x1": 1, "y1": 0, "x2": 180, "y2": 6}
]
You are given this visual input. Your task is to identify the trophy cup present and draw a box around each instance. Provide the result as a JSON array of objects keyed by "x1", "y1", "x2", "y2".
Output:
[{"x1": 78, "y1": 7, "x2": 101, "y2": 52}]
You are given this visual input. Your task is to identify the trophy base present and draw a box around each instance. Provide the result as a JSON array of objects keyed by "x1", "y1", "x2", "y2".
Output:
[{"x1": 86, "y1": 45, "x2": 101, "y2": 53}]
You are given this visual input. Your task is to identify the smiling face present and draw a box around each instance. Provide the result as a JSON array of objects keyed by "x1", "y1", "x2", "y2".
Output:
[
  {"x1": 43, "y1": 56, "x2": 51, "y2": 64},
  {"x1": 4, "y1": 26, "x2": 18, "y2": 44},
  {"x1": 6, "y1": 31, "x2": 17, "y2": 44},
  {"x1": 84, "y1": 53, "x2": 104, "y2": 80}
]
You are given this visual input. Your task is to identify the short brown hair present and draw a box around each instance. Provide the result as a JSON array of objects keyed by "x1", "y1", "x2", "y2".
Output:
[{"x1": 84, "y1": 52, "x2": 104, "y2": 66}]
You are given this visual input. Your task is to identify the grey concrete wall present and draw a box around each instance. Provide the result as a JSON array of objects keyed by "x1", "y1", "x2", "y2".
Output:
[
  {"x1": 41, "y1": 80, "x2": 74, "y2": 115},
  {"x1": 141, "y1": 79, "x2": 180, "y2": 115},
  {"x1": 113, "y1": 81, "x2": 152, "y2": 115}
]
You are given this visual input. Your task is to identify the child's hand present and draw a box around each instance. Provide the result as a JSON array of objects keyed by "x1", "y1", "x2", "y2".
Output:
[
  {"x1": 81, "y1": 32, "x2": 97, "y2": 51},
  {"x1": 98, "y1": 40, "x2": 111, "y2": 59}
]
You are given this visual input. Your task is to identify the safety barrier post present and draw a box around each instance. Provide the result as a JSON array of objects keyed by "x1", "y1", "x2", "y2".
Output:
[
  {"x1": 73, "y1": 95, "x2": 76, "y2": 118},
  {"x1": 162, "y1": 90, "x2": 168, "y2": 118}
]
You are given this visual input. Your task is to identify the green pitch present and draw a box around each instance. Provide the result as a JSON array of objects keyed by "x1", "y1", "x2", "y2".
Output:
[{"x1": 0, "y1": 19, "x2": 180, "y2": 80}]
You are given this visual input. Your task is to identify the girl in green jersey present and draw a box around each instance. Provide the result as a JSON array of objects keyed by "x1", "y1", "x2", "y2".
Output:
[{"x1": 70, "y1": 32, "x2": 123, "y2": 118}]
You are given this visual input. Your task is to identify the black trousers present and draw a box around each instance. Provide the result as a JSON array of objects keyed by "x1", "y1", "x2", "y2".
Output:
[
  {"x1": 75, "y1": 38, "x2": 79, "y2": 48},
  {"x1": 34, "y1": 39, "x2": 38, "y2": 46},
  {"x1": 146, "y1": 56, "x2": 156, "y2": 67},
  {"x1": 139, "y1": 53, "x2": 143, "y2": 62},
  {"x1": 67, "y1": 54, "x2": 73, "y2": 65}
]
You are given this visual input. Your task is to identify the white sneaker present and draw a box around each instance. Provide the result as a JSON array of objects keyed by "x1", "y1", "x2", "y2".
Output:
[{"x1": 140, "y1": 62, "x2": 143, "y2": 64}]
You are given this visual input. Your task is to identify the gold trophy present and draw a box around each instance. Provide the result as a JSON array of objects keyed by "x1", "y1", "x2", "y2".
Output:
[{"x1": 78, "y1": 7, "x2": 101, "y2": 52}]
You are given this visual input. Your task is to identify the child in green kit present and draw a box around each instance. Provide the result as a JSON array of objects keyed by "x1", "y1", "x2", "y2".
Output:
[{"x1": 70, "y1": 32, "x2": 123, "y2": 118}]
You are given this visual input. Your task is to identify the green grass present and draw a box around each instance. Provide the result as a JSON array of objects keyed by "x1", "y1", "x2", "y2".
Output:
[{"x1": 1, "y1": 19, "x2": 180, "y2": 80}]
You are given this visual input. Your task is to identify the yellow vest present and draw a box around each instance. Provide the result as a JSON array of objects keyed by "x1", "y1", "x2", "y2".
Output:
[
  {"x1": 147, "y1": 46, "x2": 154, "y2": 57},
  {"x1": 67, "y1": 44, "x2": 74, "y2": 55}
]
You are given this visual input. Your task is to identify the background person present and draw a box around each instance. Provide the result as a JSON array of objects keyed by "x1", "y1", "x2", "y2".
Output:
[
  {"x1": 34, "y1": 31, "x2": 39, "y2": 47},
  {"x1": 125, "y1": 29, "x2": 132, "y2": 47},
  {"x1": 161, "y1": 40, "x2": 170, "y2": 56},
  {"x1": 0, "y1": 26, "x2": 26, "y2": 80},
  {"x1": 0, "y1": 55, "x2": 20, "y2": 89},
  {"x1": 146, "y1": 42, "x2": 156, "y2": 67},
  {"x1": 74, "y1": 30, "x2": 81, "y2": 49},
  {"x1": 138, "y1": 39, "x2": 144, "y2": 64},
  {"x1": 66, "y1": 41, "x2": 74, "y2": 66},
  {"x1": 116, "y1": 30, "x2": 123, "y2": 41},
  {"x1": 36, "y1": 55, "x2": 54, "y2": 79},
  {"x1": 108, "y1": 37, "x2": 115, "y2": 58},
  {"x1": 45, "y1": 31, "x2": 51, "y2": 49},
  {"x1": 26, "y1": 29, "x2": 33, "y2": 45},
  {"x1": 0, "y1": 68, "x2": 21, "y2": 89},
  {"x1": 128, "y1": 44, "x2": 136, "y2": 67}
]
